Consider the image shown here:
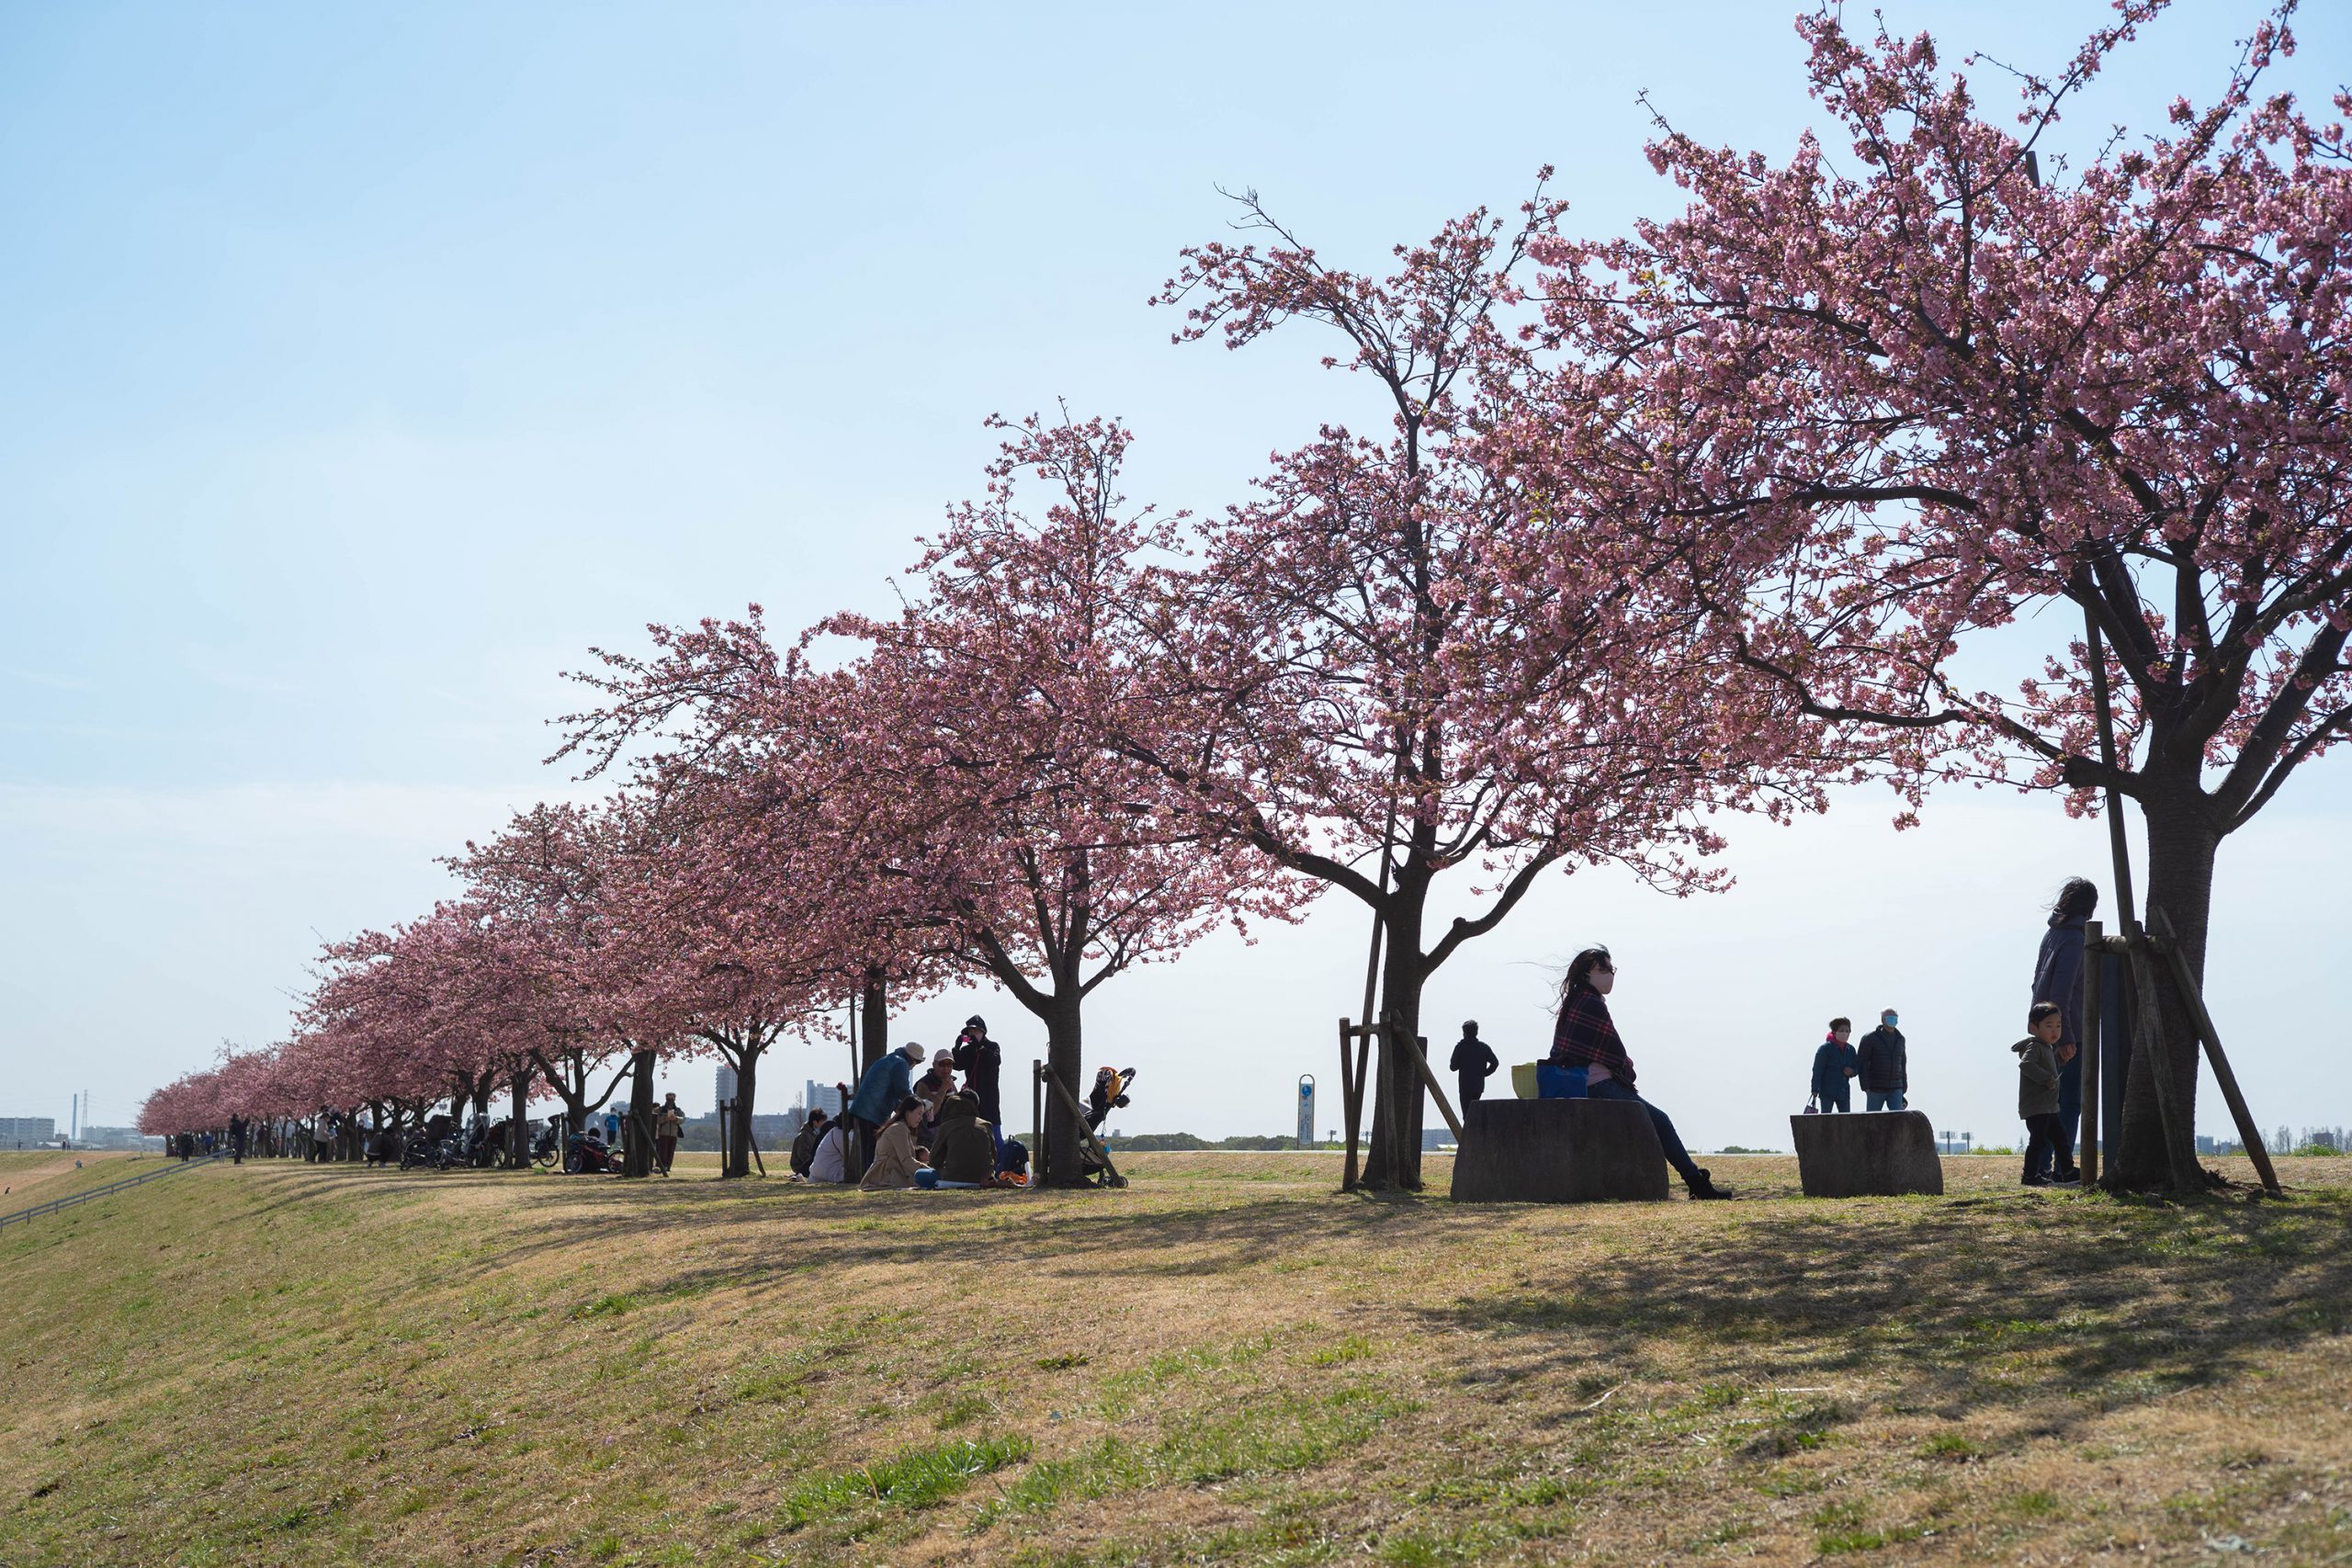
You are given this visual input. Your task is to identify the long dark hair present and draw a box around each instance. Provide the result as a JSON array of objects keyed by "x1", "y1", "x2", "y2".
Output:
[
  {"x1": 2050, "y1": 877, "x2": 2098, "y2": 927},
  {"x1": 1561, "y1": 945, "x2": 1613, "y2": 1004}
]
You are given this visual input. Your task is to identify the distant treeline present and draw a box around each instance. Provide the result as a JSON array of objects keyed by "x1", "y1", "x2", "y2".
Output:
[{"x1": 1100, "y1": 1134, "x2": 1320, "y2": 1153}]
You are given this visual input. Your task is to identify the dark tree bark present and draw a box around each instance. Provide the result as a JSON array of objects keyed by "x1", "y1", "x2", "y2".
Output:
[
  {"x1": 622, "y1": 1047, "x2": 658, "y2": 1178},
  {"x1": 2109, "y1": 777, "x2": 2222, "y2": 1190},
  {"x1": 507, "y1": 1062, "x2": 533, "y2": 1168},
  {"x1": 1362, "y1": 859, "x2": 1433, "y2": 1192},
  {"x1": 861, "y1": 966, "x2": 889, "y2": 1072}
]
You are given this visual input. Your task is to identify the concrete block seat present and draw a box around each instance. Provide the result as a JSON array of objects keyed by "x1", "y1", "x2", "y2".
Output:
[
  {"x1": 1449, "y1": 1097, "x2": 1670, "y2": 1203},
  {"x1": 1788, "y1": 1109, "x2": 1943, "y2": 1197}
]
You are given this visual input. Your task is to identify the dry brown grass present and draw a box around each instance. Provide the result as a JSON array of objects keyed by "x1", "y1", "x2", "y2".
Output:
[
  {"x1": 3, "y1": 1151, "x2": 2348, "y2": 1566},
  {"x1": 0, "y1": 1148, "x2": 154, "y2": 1205}
]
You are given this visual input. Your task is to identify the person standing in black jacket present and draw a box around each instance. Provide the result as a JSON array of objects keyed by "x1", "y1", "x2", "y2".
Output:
[
  {"x1": 1449, "y1": 1021, "x2": 1500, "y2": 1108},
  {"x1": 952, "y1": 1016, "x2": 1003, "y2": 1127},
  {"x1": 1856, "y1": 1010, "x2": 1907, "y2": 1111}
]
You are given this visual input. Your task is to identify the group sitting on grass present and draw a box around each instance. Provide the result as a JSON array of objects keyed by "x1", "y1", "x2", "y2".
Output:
[{"x1": 791, "y1": 1028, "x2": 1032, "y2": 1191}]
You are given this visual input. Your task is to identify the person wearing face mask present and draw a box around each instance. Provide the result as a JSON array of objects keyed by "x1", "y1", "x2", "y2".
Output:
[
  {"x1": 1811, "y1": 1018, "x2": 1859, "y2": 1112},
  {"x1": 1548, "y1": 945, "x2": 1731, "y2": 1200},
  {"x1": 1856, "y1": 1008, "x2": 1907, "y2": 1111}
]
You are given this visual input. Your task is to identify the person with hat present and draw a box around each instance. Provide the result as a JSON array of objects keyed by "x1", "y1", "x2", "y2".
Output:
[
  {"x1": 846, "y1": 1042, "x2": 925, "y2": 1172},
  {"x1": 912, "y1": 1049, "x2": 958, "y2": 1144},
  {"x1": 952, "y1": 1016, "x2": 1003, "y2": 1128}
]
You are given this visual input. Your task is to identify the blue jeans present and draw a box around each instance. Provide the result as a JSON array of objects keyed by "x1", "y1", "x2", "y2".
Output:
[
  {"x1": 1866, "y1": 1090, "x2": 1906, "y2": 1111},
  {"x1": 1585, "y1": 1077, "x2": 1702, "y2": 1185},
  {"x1": 1817, "y1": 1085, "x2": 1851, "y2": 1112}
]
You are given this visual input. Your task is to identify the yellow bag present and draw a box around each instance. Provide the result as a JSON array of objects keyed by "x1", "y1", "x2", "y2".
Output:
[{"x1": 1510, "y1": 1062, "x2": 1541, "y2": 1100}]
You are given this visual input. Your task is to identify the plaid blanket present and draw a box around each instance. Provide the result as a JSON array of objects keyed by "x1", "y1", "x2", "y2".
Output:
[{"x1": 1548, "y1": 987, "x2": 1637, "y2": 1089}]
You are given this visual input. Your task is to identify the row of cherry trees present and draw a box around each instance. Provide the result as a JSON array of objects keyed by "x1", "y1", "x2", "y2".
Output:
[{"x1": 145, "y1": 5, "x2": 2350, "y2": 1192}]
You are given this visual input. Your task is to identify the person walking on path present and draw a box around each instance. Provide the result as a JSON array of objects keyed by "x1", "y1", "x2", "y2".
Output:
[
  {"x1": 653, "y1": 1094, "x2": 684, "y2": 1176},
  {"x1": 847, "y1": 1043, "x2": 924, "y2": 1173},
  {"x1": 228, "y1": 1115, "x2": 248, "y2": 1165},
  {"x1": 2031, "y1": 879, "x2": 2097, "y2": 1179},
  {"x1": 1450, "y1": 1021, "x2": 1500, "y2": 1109},
  {"x1": 1549, "y1": 946, "x2": 1731, "y2": 1200},
  {"x1": 2015, "y1": 1000, "x2": 2078, "y2": 1185},
  {"x1": 1857, "y1": 1010, "x2": 1908, "y2": 1111},
  {"x1": 1811, "y1": 1019, "x2": 1858, "y2": 1112}
]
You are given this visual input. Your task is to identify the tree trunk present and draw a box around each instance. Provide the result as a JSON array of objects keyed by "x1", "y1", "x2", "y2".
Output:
[
  {"x1": 508, "y1": 1065, "x2": 531, "y2": 1168},
  {"x1": 861, "y1": 966, "x2": 889, "y2": 1072},
  {"x1": 724, "y1": 1042, "x2": 762, "y2": 1179},
  {"x1": 2110, "y1": 783, "x2": 2221, "y2": 1192},
  {"x1": 622, "y1": 1048, "x2": 658, "y2": 1178},
  {"x1": 1040, "y1": 988, "x2": 1088, "y2": 1189},
  {"x1": 1363, "y1": 872, "x2": 1431, "y2": 1192}
]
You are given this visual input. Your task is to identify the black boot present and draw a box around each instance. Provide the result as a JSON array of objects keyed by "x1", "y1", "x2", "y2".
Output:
[{"x1": 1686, "y1": 1168, "x2": 1732, "y2": 1201}]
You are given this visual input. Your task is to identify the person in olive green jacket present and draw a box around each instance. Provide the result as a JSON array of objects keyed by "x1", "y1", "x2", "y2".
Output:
[{"x1": 929, "y1": 1092, "x2": 997, "y2": 1187}]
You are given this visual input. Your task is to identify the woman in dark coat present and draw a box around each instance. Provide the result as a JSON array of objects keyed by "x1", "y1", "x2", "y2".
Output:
[
  {"x1": 2030, "y1": 879, "x2": 2097, "y2": 1182},
  {"x1": 1549, "y1": 946, "x2": 1729, "y2": 1200}
]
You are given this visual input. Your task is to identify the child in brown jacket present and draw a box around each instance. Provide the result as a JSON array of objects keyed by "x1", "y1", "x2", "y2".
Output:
[{"x1": 2015, "y1": 1000, "x2": 2079, "y2": 1187}]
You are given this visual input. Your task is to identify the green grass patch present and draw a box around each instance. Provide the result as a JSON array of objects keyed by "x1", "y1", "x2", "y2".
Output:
[{"x1": 781, "y1": 1435, "x2": 1033, "y2": 1533}]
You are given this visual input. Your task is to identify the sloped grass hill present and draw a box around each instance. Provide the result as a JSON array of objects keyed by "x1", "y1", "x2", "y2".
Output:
[{"x1": 4, "y1": 1153, "x2": 2349, "y2": 1565}]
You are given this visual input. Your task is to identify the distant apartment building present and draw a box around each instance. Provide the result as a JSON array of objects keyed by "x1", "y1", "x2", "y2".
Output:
[
  {"x1": 804, "y1": 1080, "x2": 844, "y2": 1119},
  {"x1": 0, "y1": 1116, "x2": 57, "y2": 1147},
  {"x1": 714, "y1": 1064, "x2": 739, "y2": 1109}
]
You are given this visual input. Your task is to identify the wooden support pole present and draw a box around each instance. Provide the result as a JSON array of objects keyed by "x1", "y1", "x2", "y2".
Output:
[
  {"x1": 2148, "y1": 909, "x2": 2282, "y2": 1197},
  {"x1": 2081, "y1": 919, "x2": 2102, "y2": 1188},
  {"x1": 1376, "y1": 1020, "x2": 1402, "y2": 1187},
  {"x1": 1392, "y1": 1031, "x2": 1464, "y2": 1145},
  {"x1": 1043, "y1": 1070, "x2": 1125, "y2": 1189},
  {"x1": 1032, "y1": 1059, "x2": 1046, "y2": 1189},
  {"x1": 1338, "y1": 1019, "x2": 1363, "y2": 1193}
]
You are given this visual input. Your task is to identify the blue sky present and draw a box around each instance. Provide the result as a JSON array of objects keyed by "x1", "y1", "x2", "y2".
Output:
[{"x1": 5, "y1": 1, "x2": 2347, "y2": 1146}]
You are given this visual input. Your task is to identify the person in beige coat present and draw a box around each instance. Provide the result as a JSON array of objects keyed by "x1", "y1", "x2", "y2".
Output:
[{"x1": 860, "y1": 1098, "x2": 930, "y2": 1191}]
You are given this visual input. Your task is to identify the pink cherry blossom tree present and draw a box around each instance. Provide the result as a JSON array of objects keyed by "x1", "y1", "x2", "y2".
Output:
[
  {"x1": 1150, "y1": 197, "x2": 1831, "y2": 1189},
  {"x1": 1508, "y1": 2, "x2": 2351, "y2": 1190},
  {"x1": 567, "y1": 413, "x2": 1302, "y2": 1182}
]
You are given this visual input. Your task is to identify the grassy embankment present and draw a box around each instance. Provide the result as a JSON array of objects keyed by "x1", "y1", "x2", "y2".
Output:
[{"x1": 4, "y1": 1151, "x2": 2349, "y2": 1566}]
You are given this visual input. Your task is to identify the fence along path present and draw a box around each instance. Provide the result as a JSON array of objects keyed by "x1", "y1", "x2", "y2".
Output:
[{"x1": 0, "y1": 1152, "x2": 226, "y2": 1232}]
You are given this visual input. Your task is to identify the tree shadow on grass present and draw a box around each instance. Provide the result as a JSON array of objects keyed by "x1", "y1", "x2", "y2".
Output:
[
  {"x1": 1412, "y1": 1191, "x2": 2352, "y2": 1439},
  {"x1": 221, "y1": 1161, "x2": 2352, "y2": 1445}
]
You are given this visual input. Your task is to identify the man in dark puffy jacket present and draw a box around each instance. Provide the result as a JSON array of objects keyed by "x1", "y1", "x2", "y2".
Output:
[
  {"x1": 1856, "y1": 1009, "x2": 1907, "y2": 1111},
  {"x1": 1811, "y1": 1019, "x2": 1858, "y2": 1112}
]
